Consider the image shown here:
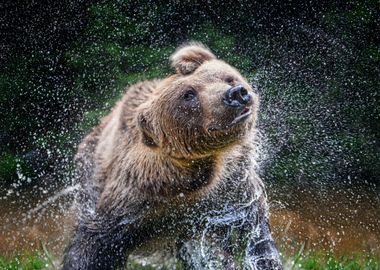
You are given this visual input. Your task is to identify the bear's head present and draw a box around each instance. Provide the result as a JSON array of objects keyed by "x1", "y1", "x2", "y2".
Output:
[{"x1": 137, "y1": 43, "x2": 258, "y2": 160}]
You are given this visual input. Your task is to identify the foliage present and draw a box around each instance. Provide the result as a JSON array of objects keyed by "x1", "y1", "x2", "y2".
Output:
[
  {"x1": 289, "y1": 252, "x2": 380, "y2": 270},
  {"x1": 0, "y1": 254, "x2": 51, "y2": 270}
]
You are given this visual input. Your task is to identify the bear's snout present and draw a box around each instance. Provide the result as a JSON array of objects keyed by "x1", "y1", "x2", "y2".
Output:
[{"x1": 223, "y1": 84, "x2": 251, "y2": 107}]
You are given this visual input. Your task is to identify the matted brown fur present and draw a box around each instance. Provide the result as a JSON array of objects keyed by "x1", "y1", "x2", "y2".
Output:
[{"x1": 63, "y1": 43, "x2": 282, "y2": 270}]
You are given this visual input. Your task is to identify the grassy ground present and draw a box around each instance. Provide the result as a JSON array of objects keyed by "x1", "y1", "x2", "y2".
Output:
[
  {"x1": 0, "y1": 252, "x2": 379, "y2": 270},
  {"x1": 283, "y1": 253, "x2": 380, "y2": 270}
]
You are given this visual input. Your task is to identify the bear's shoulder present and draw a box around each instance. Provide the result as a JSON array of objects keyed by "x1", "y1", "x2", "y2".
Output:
[{"x1": 75, "y1": 79, "x2": 161, "y2": 187}]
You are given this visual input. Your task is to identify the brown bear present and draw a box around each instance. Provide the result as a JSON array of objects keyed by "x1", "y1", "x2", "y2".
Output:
[{"x1": 62, "y1": 43, "x2": 282, "y2": 269}]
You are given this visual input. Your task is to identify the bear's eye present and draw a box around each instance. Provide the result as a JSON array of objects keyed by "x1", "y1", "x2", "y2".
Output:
[
  {"x1": 183, "y1": 88, "x2": 197, "y2": 101},
  {"x1": 225, "y1": 76, "x2": 234, "y2": 85}
]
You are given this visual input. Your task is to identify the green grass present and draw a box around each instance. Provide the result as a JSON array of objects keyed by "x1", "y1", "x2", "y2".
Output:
[
  {"x1": 287, "y1": 253, "x2": 380, "y2": 270},
  {"x1": 0, "y1": 252, "x2": 378, "y2": 270},
  {"x1": 0, "y1": 253, "x2": 52, "y2": 270}
]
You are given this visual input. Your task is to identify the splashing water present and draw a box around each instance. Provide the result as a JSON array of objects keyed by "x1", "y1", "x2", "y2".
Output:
[
  {"x1": 19, "y1": 184, "x2": 80, "y2": 224},
  {"x1": 1, "y1": 1, "x2": 379, "y2": 268}
]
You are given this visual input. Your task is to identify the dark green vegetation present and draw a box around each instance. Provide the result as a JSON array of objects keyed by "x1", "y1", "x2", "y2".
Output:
[
  {"x1": 0, "y1": 253, "x2": 52, "y2": 270},
  {"x1": 0, "y1": 255, "x2": 48, "y2": 270},
  {"x1": 291, "y1": 253, "x2": 380, "y2": 270}
]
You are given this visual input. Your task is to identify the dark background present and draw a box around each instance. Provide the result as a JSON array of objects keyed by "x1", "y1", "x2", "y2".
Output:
[{"x1": 1, "y1": 0, "x2": 379, "y2": 195}]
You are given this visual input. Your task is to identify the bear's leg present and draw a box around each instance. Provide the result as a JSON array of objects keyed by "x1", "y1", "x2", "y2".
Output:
[
  {"x1": 176, "y1": 240, "x2": 203, "y2": 270},
  {"x1": 176, "y1": 238, "x2": 236, "y2": 270},
  {"x1": 220, "y1": 230, "x2": 238, "y2": 270},
  {"x1": 62, "y1": 214, "x2": 138, "y2": 270},
  {"x1": 244, "y1": 216, "x2": 283, "y2": 270}
]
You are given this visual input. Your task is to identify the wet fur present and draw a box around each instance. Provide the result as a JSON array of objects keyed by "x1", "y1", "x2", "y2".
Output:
[{"x1": 63, "y1": 43, "x2": 282, "y2": 269}]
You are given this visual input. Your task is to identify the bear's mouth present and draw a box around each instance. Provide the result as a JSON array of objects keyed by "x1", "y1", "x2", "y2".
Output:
[
  {"x1": 231, "y1": 106, "x2": 252, "y2": 124},
  {"x1": 207, "y1": 106, "x2": 253, "y2": 132}
]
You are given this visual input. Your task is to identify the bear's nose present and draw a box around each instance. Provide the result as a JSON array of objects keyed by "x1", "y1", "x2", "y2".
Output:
[{"x1": 223, "y1": 85, "x2": 251, "y2": 107}]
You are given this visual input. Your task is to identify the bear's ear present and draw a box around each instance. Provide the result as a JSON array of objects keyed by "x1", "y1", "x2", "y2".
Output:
[
  {"x1": 137, "y1": 112, "x2": 159, "y2": 147},
  {"x1": 170, "y1": 42, "x2": 216, "y2": 75}
]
